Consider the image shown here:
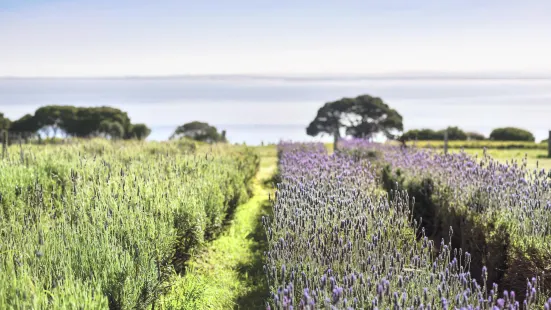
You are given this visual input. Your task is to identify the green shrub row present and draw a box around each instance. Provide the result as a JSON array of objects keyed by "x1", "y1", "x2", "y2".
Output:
[
  {"x1": 0, "y1": 140, "x2": 259, "y2": 309},
  {"x1": 404, "y1": 140, "x2": 548, "y2": 149}
]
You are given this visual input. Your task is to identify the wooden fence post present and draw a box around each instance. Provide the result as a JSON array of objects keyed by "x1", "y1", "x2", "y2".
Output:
[
  {"x1": 333, "y1": 129, "x2": 339, "y2": 152},
  {"x1": 444, "y1": 130, "x2": 449, "y2": 155},
  {"x1": 2, "y1": 130, "x2": 7, "y2": 159},
  {"x1": 548, "y1": 130, "x2": 551, "y2": 158}
]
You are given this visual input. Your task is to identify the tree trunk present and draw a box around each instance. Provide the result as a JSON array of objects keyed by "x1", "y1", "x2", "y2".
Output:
[{"x1": 333, "y1": 129, "x2": 339, "y2": 152}]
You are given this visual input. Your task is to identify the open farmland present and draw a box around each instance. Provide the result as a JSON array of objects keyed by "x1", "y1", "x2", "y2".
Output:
[{"x1": 3, "y1": 139, "x2": 551, "y2": 309}]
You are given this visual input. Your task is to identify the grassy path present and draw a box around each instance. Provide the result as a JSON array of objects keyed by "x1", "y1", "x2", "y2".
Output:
[{"x1": 159, "y1": 152, "x2": 277, "y2": 309}]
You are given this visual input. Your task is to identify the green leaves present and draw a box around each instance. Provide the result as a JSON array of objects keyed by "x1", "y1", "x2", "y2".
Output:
[
  {"x1": 306, "y1": 94, "x2": 404, "y2": 140},
  {"x1": 171, "y1": 121, "x2": 227, "y2": 143},
  {"x1": 490, "y1": 127, "x2": 535, "y2": 142},
  {"x1": 6, "y1": 105, "x2": 151, "y2": 140}
]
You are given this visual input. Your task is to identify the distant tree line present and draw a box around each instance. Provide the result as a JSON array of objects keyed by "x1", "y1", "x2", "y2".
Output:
[
  {"x1": 0, "y1": 105, "x2": 151, "y2": 141},
  {"x1": 401, "y1": 126, "x2": 536, "y2": 142},
  {"x1": 305, "y1": 93, "x2": 540, "y2": 144}
]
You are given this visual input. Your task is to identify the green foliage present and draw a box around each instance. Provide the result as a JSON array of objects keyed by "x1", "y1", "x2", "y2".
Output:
[
  {"x1": 160, "y1": 155, "x2": 275, "y2": 309},
  {"x1": 7, "y1": 105, "x2": 148, "y2": 141},
  {"x1": 171, "y1": 121, "x2": 227, "y2": 143},
  {"x1": 444, "y1": 126, "x2": 468, "y2": 140},
  {"x1": 401, "y1": 128, "x2": 441, "y2": 140},
  {"x1": 99, "y1": 120, "x2": 125, "y2": 140},
  {"x1": 128, "y1": 124, "x2": 151, "y2": 140},
  {"x1": 9, "y1": 114, "x2": 40, "y2": 138},
  {"x1": 402, "y1": 140, "x2": 548, "y2": 150},
  {"x1": 306, "y1": 94, "x2": 403, "y2": 140},
  {"x1": 401, "y1": 126, "x2": 468, "y2": 141},
  {"x1": 0, "y1": 140, "x2": 259, "y2": 309},
  {"x1": 0, "y1": 113, "x2": 11, "y2": 130},
  {"x1": 490, "y1": 127, "x2": 535, "y2": 142},
  {"x1": 466, "y1": 131, "x2": 486, "y2": 140}
]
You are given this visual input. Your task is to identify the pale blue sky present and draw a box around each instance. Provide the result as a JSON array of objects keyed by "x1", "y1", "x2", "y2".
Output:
[{"x1": 1, "y1": 0, "x2": 551, "y2": 77}]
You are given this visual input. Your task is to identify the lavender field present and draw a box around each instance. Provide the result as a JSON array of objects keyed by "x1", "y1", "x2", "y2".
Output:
[{"x1": 263, "y1": 141, "x2": 551, "y2": 309}]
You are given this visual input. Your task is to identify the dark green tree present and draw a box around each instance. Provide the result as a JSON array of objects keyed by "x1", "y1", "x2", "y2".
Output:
[
  {"x1": 98, "y1": 120, "x2": 125, "y2": 140},
  {"x1": 9, "y1": 114, "x2": 40, "y2": 141},
  {"x1": 34, "y1": 105, "x2": 76, "y2": 138},
  {"x1": 128, "y1": 124, "x2": 151, "y2": 140},
  {"x1": 3, "y1": 105, "x2": 148, "y2": 142},
  {"x1": 466, "y1": 131, "x2": 485, "y2": 141},
  {"x1": 99, "y1": 120, "x2": 113, "y2": 138},
  {"x1": 401, "y1": 127, "x2": 468, "y2": 141},
  {"x1": 401, "y1": 129, "x2": 442, "y2": 141},
  {"x1": 438, "y1": 126, "x2": 467, "y2": 141},
  {"x1": 307, "y1": 95, "x2": 403, "y2": 145},
  {"x1": 69, "y1": 107, "x2": 130, "y2": 138},
  {"x1": 0, "y1": 113, "x2": 11, "y2": 130},
  {"x1": 170, "y1": 121, "x2": 226, "y2": 143},
  {"x1": 109, "y1": 122, "x2": 125, "y2": 140},
  {"x1": 489, "y1": 127, "x2": 535, "y2": 142}
]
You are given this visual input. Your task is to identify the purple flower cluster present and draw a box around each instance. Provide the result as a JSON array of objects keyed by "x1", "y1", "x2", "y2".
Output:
[
  {"x1": 338, "y1": 138, "x2": 551, "y2": 301},
  {"x1": 343, "y1": 140, "x2": 551, "y2": 240},
  {"x1": 264, "y1": 142, "x2": 550, "y2": 309}
]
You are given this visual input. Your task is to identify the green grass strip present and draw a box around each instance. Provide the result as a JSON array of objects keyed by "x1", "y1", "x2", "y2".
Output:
[{"x1": 158, "y1": 154, "x2": 277, "y2": 310}]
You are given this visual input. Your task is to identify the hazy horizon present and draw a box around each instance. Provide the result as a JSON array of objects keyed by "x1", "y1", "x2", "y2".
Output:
[{"x1": 2, "y1": 77, "x2": 551, "y2": 144}]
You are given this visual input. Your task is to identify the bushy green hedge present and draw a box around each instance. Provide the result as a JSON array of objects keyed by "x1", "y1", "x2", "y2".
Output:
[
  {"x1": 0, "y1": 140, "x2": 259, "y2": 309},
  {"x1": 489, "y1": 127, "x2": 535, "y2": 142},
  {"x1": 401, "y1": 126, "x2": 468, "y2": 141},
  {"x1": 405, "y1": 140, "x2": 547, "y2": 149}
]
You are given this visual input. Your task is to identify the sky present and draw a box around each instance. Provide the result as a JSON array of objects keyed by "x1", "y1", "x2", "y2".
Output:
[{"x1": 1, "y1": 0, "x2": 551, "y2": 77}]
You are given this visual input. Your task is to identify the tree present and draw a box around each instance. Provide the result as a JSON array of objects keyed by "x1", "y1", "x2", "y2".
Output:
[
  {"x1": 34, "y1": 105, "x2": 76, "y2": 138},
  {"x1": 170, "y1": 121, "x2": 226, "y2": 143},
  {"x1": 9, "y1": 114, "x2": 40, "y2": 141},
  {"x1": 1, "y1": 105, "x2": 146, "y2": 142},
  {"x1": 306, "y1": 95, "x2": 403, "y2": 145},
  {"x1": 99, "y1": 120, "x2": 124, "y2": 140},
  {"x1": 489, "y1": 127, "x2": 535, "y2": 142},
  {"x1": 128, "y1": 124, "x2": 151, "y2": 140},
  {"x1": 109, "y1": 122, "x2": 125, "y2": 140},
  {"x1": 68, "y1": 106, "x2": 130, "y2": 138},
  {"x1": 0, "y1": 113, "x2": 11, "y2": 130},
  {"x1": 438, "y1": 126, "x2": 467, "y2": 141},
  {"x1": 401, "y1": 129, "x2": 442, "y2": 141},
  {"x1": 401, "y1": 127, "x2": 469, "y2": 141},
  {"x1": 466, "y1": 131, "x2": 485, "y2": 141}
]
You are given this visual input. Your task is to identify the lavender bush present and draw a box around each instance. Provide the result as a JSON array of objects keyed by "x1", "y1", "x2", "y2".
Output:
[
  {"x1": 339, "y1": 139, "x2": 551, "y2": 300},
  {"x1": 264, "y1": 142, "x2": 550, "y2": 309}
]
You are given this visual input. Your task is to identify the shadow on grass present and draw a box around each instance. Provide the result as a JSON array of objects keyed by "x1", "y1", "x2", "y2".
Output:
[
  {"x1": 234, "y1": 198, "x2": 273, "y2": 309},
  {"x1": 262, "y1": 172, "x2": 279, "y2": 190}
]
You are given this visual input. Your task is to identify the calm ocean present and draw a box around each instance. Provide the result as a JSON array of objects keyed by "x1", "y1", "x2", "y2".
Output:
[{"x1": 1, "y1": 77, "x2": 551, "y2": 145}]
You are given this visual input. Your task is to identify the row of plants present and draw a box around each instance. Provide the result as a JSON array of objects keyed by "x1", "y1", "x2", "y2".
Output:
[
  {"x1": 401, "y1": 140, "x2": 548, "y2": 150},
  {"x1": 338, "y1": 138, "x2": 551, "y2": 302},
  {"x1": 264, "y1": 142, "x2": 550, "y2": 309},
  {"x1": 0, "y1": 139, "x2": 259, "y2": 309}
]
